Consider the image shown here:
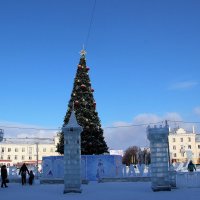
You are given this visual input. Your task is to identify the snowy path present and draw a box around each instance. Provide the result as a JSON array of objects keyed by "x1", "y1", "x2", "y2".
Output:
[{"x1": 1, "y1": 182, "x2": 200, "y2": 200}]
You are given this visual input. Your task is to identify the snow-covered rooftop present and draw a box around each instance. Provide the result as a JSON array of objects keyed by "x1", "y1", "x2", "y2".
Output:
[{"x1": 1, "y1": 137, "x2": 55, "y2": 145}]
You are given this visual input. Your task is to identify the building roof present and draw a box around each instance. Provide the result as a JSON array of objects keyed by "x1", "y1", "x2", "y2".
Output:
[
  {"x1": 169, "y1": 128, "x2": 195, "y2": 135},
  {"x1": 65, "y1": 110, "x2": 81, "y2": 128},
  {"x1": 0, "y1": 137, "x2": 55, "y2": 145}
]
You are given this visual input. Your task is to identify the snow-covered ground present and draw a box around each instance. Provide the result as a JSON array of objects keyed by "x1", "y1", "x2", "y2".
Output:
[{"x1": 1, "y1": 182, "x2": 200, "y2": 200}]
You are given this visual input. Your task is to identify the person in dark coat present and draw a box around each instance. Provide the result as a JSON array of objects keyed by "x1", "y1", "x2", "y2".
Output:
[
  {"x1": 1, "y1": 165, "x2": 8, "y2": 188},
  {"x1": 187, "y1": 160, "x2": 196, "y2": 172},
  {"x1": 19, "y1": 163, "x2": 29, "y2": 185},
  {"x1": 29, "y1": 170, "x2": 35, "y2": 185}
]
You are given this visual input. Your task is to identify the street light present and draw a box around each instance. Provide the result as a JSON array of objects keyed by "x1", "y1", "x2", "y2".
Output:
[
  {"x1": 35, "y1": 142, "x2": 39, "y2": 180},
  {"x1": 0, "y1": 129, "x2": 4, "y2": 166}
]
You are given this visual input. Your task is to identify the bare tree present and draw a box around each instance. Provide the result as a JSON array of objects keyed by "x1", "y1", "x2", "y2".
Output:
[
  {"x1": 122, "y1": 146, "x2": 140, "y2": 166},
  {"x1": 142, "y1": 148, "x2": 151, "y2": 165}
]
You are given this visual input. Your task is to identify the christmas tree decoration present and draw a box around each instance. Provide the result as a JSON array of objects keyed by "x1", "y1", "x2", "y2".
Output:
[
  {"x1": 56, "y1": 49, "x2": 108, "y2": 155},
  {"x1": 74, "y1": 100, "x2": 79, "y2": 105},
  {"x1": 81, "y1": 84, "x2": 86, "y2": 89}
]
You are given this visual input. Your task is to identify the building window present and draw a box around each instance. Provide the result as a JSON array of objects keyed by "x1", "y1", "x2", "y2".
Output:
[
  {"x1": 173, "y1": 138, "x2": 176, "y2": 142},
  {"x1": 43, "y1": 148, "x2": 46, "y2": 152},
  {"x1": 180, "y1": 145, "x2": 185, "y2": 150},
  {"x1": 50, "y1": 148, "x2": 53, "y2": 152},
  {"x1": 1, "y1": 147, "x2": 5, "y2": 153},
  {"x1": 180, "y1": 138, "x2": 183, "y2": 142},
  {"x1": 28, "y1": 147, "x2": 32, "y2": 154},
  {"x1": 8, "y1": 148, "x2": 11, "y2": 152},
  {"x1": 22, "y1": 148, "x2": 25, "y2": 152},
  {"x1": 173, "y1": 145, "x2": 176, "y2": 150},
  {"x1": 22, "y1": 155, "x2": 25, "y2": 160},
  {"x1": 188, "y1": 145, "x2": 191, "y2": 149},
  {"x1": 14, "y1": 155, "x2": 18, "y2": 160},
  {"x1": 29, "y1": 156, "x2": 32, "y2": 160},
  {"x1": 7, "y1": 155, "x2": 11, "y2": 160},
  {"x1": 181, "y1": 153, "x2": 185, "y2": 157},
  {"x1": 198, "y1": 145, "x2": 200, "y2": 149},
  {"x1": 188, "y1": 137, "x2": 191, "y2": 142},
  {"x1": 15, "y1": 148, "x2": 18, "y2": 152},
  {"x1": 173, "y1": 153, "x2": 176, "y2": 157},
  {"x1": 0, "y1": 155, "x2": 3, "y2": 159}
]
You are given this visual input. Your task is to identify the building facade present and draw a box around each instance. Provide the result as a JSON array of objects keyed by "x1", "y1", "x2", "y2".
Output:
[
  {"x1": 0, "y1": 136, "x2": 60, "y2": 167},
  {"x1": 1, "y1": 127, "x2": 200, "y2": 167},
  {"x1": 168, "y1": 127, "x2": 200, "y2": 164}
]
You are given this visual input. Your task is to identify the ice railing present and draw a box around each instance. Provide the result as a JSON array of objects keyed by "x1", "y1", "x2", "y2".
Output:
[
  {"x1": 1, "y1": 164, "x2": 150, "y2": 179},
  {"x1": 2, "y1": 163, "x2": 200, "y2": 180}
]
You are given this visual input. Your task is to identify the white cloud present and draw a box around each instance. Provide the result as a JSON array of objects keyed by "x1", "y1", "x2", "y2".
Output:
[
  {"x1": 103, "y1": 112, "x2": 199, "y2": 151},
  {"x1": 0, "y1": 120, "x2": 59, "y2": 139},
  {"x1": 169, "y1": 81, "x2": 198, "y2": 90},
  {"x1": 194, "y1": 107, "x2": 200, "y2": 116}
]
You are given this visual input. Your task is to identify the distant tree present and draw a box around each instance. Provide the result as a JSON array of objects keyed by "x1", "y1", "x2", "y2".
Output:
[
  {"x1": 142, "y1": 148, "x2": 151, "y2": 165},
  {"x1": 122, "y1": 146, "x2": 140, "y2": 166},
  {"x1": 56, "y1": 132, "x2": 64, "y2": 154},
  {"x1": 138, "y1": 148, "x2": 151, "y2": 165},
  {"x1": 122, "y1": 146, "x2": 151, "y2": 166}
]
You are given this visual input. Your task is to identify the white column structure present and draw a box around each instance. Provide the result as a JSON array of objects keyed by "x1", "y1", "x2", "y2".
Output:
[
  {"x1": 147, "y1": 122, "x2": 171, "y2": 191},
  {"x1": 62, "y1": 110, "x2": 83, "y2": 193}
]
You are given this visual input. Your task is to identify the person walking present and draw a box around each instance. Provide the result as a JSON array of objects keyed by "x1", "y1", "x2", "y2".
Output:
[
  {"x1": 1, "y1": 165, "x2": 8, "y2": 188},
  {"x1": 19, "y1": 163, "x2": 29, "y2": 185},
  {"x1": 28, "y1": 170, "x2": 35, "y2": 185},
  {"x1": 187, "y1": 160, "x2": 196, "y2": 172}
]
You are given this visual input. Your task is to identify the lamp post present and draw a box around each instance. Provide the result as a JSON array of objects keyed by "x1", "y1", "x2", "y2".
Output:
[
  {"x1": 33, "y1": 138, "x2": 53, "y2": 180},
  {"x1": 35, "y1": 142, "x2": 39, "y2": 179},
  {"x1": 0, "y1": 129, "x2": 4, "y2": 166}
]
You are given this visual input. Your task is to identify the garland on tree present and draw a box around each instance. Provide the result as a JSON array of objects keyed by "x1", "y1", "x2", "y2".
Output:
[{"x1": 57, "y1": 49, "x2": 108, "y2": 155}]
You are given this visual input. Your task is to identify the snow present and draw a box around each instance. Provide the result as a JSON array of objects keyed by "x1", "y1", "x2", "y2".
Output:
[{"x1": 1, "y1": 182, "x2": 200, "y2": 200}]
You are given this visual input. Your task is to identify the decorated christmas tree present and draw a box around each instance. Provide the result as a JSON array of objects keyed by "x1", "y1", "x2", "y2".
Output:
[{"x1": 57, "y1": 49, "x2": 109, "y2": 155}]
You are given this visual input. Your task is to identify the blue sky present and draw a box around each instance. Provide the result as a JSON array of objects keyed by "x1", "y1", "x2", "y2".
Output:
[{"x1": 0, "y1": 0, "x2": 200, "y2": 149}]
